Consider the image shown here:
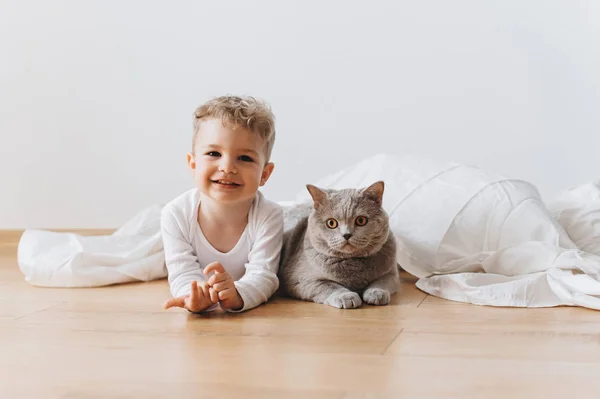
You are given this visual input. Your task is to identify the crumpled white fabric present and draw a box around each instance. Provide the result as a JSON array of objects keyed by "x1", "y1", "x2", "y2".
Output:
[
  {"x1": 17, "y1": 153, "x2": 600, "y2": 311},
  {"x1": 296, "y1": 154, "x2": 600, "y2": 310},
  {"x1": 548, "y1": 181, "x2": 600, "y2": 256},
  {"x1": 17, "y1": 205, "x2": 167, "y2": 287}
]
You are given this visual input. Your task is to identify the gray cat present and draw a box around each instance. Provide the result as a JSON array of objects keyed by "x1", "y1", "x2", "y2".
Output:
[{"x1": 277, "y1": 181, "x2": 399, "y2": 309}]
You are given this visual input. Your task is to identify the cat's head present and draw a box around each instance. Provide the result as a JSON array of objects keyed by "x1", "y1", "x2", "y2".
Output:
[{"x1": 305, "y1": 181, "x2": 390, "y2": 258}]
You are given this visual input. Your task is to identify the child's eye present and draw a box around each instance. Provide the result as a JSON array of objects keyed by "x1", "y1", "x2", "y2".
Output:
[
  {"x1": 239, "y1": 155, "x2": 254, "y2": 162},
  {"x1": 206, "y1": 151, "x2": 221, "y2": 157}
]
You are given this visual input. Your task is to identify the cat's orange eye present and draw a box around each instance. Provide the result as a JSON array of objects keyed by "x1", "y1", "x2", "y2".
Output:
[
  {"x1": 355, "y1": 216, "x2": 368, "y2": 226},
  {"x1": 326, "y1": 218, "x2": 338, "y2": 229}
]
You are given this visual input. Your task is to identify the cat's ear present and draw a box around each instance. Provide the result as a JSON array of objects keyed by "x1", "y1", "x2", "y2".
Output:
[
  {"x1": 362, "y1": 181, "x2": 384, "y2": 205},
  {"x1": 306, "y1": 184, "x2": 328, "y2": 209}
]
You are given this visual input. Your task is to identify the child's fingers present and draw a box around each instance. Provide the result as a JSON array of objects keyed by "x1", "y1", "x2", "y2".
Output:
[
  {"x1": 212, "y1": 281, "x2": 233, "y2": 292},
  {"x1": 204, "y1": 261, "x2": 226, "y2": 275},
  {"x1": 188, "y1": 281, "x2": 199, "y2": 308},
  {"x1": 208, "y1": 272, "x2": 229, "y2": 286},
  {"x1": 218, "y1": 288, "x2": 237, "y2": 301},
  {"x1": 164, "y1": 296, "x2": 186, "y2": 309},
  {"x1": 209, "y1": 287, "x2": 219, "y2": 303},
  {"x1": 199, "y1": 282, "x2": 214, "y2": 303}
]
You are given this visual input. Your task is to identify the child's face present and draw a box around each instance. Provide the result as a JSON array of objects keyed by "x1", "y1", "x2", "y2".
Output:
[{"x1": 188, "y1": 118, "x2": 274, "y2": 205}]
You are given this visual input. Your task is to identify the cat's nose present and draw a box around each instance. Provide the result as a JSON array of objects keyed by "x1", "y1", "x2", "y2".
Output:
[{"x1": 343, "y1": 233, "x2": 353, "y2": 241}]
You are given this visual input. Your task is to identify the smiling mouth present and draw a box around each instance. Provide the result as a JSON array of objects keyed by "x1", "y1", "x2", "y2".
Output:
[{"x1": 211, "y1": 179, "x2": 241, "y2": 187}]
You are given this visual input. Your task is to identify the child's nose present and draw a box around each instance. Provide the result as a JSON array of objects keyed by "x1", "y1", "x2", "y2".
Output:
[{"x1": 219, "y1": 157, "x2": 237, "y2": 174}]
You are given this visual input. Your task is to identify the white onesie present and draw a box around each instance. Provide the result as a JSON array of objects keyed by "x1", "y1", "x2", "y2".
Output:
[{"x1": 160, "y1": 188, "x2": 283, "y2": 312}]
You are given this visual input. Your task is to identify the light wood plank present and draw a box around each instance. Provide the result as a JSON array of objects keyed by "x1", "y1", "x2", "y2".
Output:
[{"x1": 385, "y1": 329, "x2": 600, "y2": 362}]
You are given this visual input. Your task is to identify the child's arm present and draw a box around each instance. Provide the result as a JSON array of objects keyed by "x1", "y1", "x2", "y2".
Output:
[
  {"x1": 227, "y1": 205, "x2": 284, "y2": 312},
  {"x1": 161, "y1": 204, "x2": 217, "y2": 311}
]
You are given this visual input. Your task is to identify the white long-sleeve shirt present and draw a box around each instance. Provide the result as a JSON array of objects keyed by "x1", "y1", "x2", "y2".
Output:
[{"x1": 160, "y1": 189, "x2": 283, "y2": 312}]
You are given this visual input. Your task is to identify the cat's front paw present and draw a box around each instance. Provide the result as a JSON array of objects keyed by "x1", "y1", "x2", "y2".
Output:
[
  {"x1": 362, "y1": 288, "x2": 391, "y2": 306},
  {"x1": 325, "y1": 291, "x2": 362, "y2": 309}
]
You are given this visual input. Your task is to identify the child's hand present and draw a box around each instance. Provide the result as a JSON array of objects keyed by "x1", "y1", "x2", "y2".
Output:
[
  {"x1": 163, "y1": 280, "x2": 217, "y2": 313},
  {"x1": 204, "y1": 261, "x2": 244, "y2": 311}
]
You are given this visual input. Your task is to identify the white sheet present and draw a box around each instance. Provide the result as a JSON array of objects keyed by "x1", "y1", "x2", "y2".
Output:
[
  {"x1": 17, "y1": 153, "x2": 600, "y2": 311},
  {"x1": 17, "y1": 205, "x2": 167, "y2": 287}
]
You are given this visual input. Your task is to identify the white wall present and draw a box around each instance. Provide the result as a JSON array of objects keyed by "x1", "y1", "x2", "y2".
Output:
[{"x1": 1, "y1": 0, "x2": 599, "y2": 229}]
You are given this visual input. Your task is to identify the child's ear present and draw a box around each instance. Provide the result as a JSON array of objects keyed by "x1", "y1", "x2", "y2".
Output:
[
  {"x1": 259, "y1": 162, "x2": 275, "y2": 186},
  {"x1": 187, "y1": 153, "x2": 196, "y2": 170}
]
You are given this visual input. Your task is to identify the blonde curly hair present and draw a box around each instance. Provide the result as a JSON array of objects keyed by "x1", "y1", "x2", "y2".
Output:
[{"x1": 192, "y1": 95, "x2": 276, "y2": 163}]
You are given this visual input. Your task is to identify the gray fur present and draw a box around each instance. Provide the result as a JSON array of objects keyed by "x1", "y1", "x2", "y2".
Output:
[{"x1": 278, "y1": 181, "x2": 400, "y2": 309}]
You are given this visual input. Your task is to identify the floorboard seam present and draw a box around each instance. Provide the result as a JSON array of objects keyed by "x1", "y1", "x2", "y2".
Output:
[
  {"x1": 13, "y1": 302, "x2": 65, "y2": 321},
  {"x1": 417, "y1": 294, "x2": 428, "y2": 308},
  {"x1": 381, "y1": 327, "x2": 404, "y2": 355}
]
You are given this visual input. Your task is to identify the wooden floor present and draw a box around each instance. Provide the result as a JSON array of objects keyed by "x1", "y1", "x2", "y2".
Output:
[{"x1": 1, "y1": 238, "x2": 600, "y2": 398}]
